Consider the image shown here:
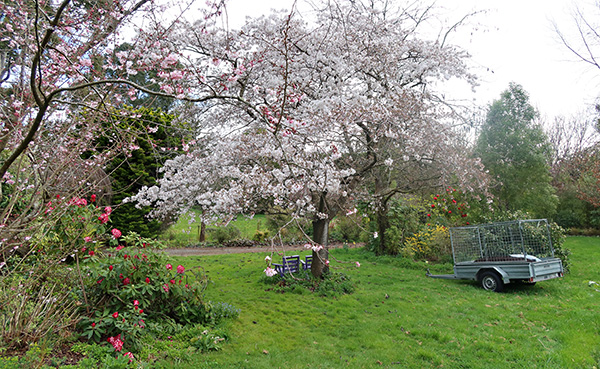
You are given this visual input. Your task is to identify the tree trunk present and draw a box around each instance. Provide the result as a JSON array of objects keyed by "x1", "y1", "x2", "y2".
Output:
[
  {"x1": 199, "y1": 221, "x2": 206, "y2": 242},
  {"x1": 311, "y1": 217, "x2": 329, "y2": 279},
  {"x1": 375, "y1": 202, "x2": 390, "y2": 256}
]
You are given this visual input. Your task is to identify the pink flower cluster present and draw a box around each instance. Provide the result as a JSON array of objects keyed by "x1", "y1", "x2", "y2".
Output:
[
  {"x1": 68, "y1": 197, "x2": 87, "y2": 207},
  {"x1": 98, "y1": 206, "x2": 112, "y2": 224},
  {"x1": 107, "y1": 334, "x2": 124, "y2": 351}
]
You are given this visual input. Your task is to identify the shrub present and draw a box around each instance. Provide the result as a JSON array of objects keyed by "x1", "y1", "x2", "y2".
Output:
[
  {"x1": 79, "y1": 239, "x2": 214, "y2": 353},
  {"x1": 403, "y1": 225, "x2": 451, "y2": 262},
  {"x1": 330, "y1": 213, "x2": 365, "y2": 243},
  {"x1": 209, "y1": 225, "x2": 241, "y2": 244}
]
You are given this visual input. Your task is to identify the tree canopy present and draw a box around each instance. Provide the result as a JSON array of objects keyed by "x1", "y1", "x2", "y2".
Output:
[{"x1": 475, "y1": 83, "x2": 557, "y2": 218}]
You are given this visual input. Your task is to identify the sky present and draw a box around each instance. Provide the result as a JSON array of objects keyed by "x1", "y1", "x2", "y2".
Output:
[{"x1": 222, "y1": 0, "x2": 600, "y2": 120}]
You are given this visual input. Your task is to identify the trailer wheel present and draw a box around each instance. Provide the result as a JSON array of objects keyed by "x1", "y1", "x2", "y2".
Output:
[{"x1": 480, "y1": 271, "x2": 504, "y2": 292}]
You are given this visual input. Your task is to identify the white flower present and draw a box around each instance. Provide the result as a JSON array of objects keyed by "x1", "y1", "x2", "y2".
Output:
[
  {"x1": 264, "y1": 267, "x2": 278, "y2": 277},
  {"x1": 265, "y1": 255, "x2": 272, "y2": 262},
  {"x1": 373, "y1": 231, "x2": 378, "y2": 239},
  {"x1": 384, "y1": 158, "x2": 393, "y2": 167}
]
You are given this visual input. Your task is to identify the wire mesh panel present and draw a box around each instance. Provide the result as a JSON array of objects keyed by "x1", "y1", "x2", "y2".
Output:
[{"x1": 449, "y1": 219, "x2": 554, "y2": 264}]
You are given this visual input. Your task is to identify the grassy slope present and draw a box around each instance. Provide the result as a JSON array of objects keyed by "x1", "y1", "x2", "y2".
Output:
[
  {"x1": 161, "y1": 211, "x2": 266, "y2": 246},
  {"x1": 159, "y1": 237, "x2": 600, "y2": 368}
]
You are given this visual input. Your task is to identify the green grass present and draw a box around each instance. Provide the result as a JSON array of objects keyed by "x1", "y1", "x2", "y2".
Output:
[
  {"x1": 157, "y1": 237, "x2": 600, "y2": 368},
  {"x1": 160, "y1": 210, "x2": 267, "y2": 247}
]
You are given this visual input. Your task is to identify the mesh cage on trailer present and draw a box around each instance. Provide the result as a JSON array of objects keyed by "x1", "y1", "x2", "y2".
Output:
[{"x1": 449, "y1": 219, "x2": 554, "y2": 264}]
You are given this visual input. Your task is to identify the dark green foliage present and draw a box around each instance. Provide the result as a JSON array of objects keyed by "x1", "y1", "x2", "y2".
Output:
[
  {"x1": 475, "y1": 83, "x2": 557, "y2": 218},
  {"x1": 330, "y1": 213, "x2": 364, "y2": 242},
  {"x1": 208, "y1": 225, "x2": 242, "y2": 244},
  {"x1": 262, "y1": 268, "x2": 355, "y2": 297},
  {"x1": 98, "y1": 107, "x2": 183, "y2": 238}
]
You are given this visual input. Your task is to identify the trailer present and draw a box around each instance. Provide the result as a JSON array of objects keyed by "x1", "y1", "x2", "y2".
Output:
[{"x1": 426, "y1": 219, "x2": 563, "y2": 292}]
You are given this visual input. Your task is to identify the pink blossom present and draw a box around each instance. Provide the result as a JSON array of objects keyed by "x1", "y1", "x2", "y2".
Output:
[
  {"x1": 116, "y1": 245, "x2": 124, "y2": 251},
  {"x1": 176, "y1": 265, "x2": 185, "y2": 274},
  {"x1": 91, "y1": 194, "x2": 96, "y2": 202},
  {"x1": 169, "y1": 70, "x2": 184, "y2": 80},
  {"x1": 104, "y1": 206, "x2": 112, "y2": 215},
  {"x1": 325, "y1": 260, "x2": 330, "y2": 266},
  {"x1": 123, "y1": 351, "x2": 134, "y2": 362},
  {"x1": 264, "y1": 267, "x2": 278, "y2": 277},
  {"x1": 355, "y1": 261, "x2": 361, "y2": 268},
  {"x1": 111, "y1": 228, "x2": 122, "y2": 238},
  {"x1": 163, "y1": 284, "x2": 169, "y2": 292},
  {"x1": 123, "y1": 277, "x2": 130, "y2": 285},
  {"x1": 145, "y1": 277, "x2": 150, "y2": 283},
  {"x1": 107, "y1": 334, "x2": 124, "y2": 352},
  {"x1": 84, "y1": 236, "x2": 92, "y2": 242},
  {"x1": 98, "y1": 213, "x2": 109, "y2": 224},
  {"x1": 112, "y1": 312, "x2": 119, "y2": 318},
  {"x1": 166, "y1": 264, "x2": 173, "y2": 270},
  {"x1": 133, "y1": 300, "x2": 139, "y2": 306}
]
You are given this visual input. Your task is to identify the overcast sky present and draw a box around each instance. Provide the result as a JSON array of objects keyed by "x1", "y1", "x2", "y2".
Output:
[{"x1": 221, "y1": 0, "x2": 600, "y2": 119}]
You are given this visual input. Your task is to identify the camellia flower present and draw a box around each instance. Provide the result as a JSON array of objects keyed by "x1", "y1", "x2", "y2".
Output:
[
  {"x1": 355, "y1": 261, "x2": 361, "y2": 267},
  {"x1": 166, "y1": 264, "x2": 173, "y2": 270},
  {"x1": 170, "y1": 279, "x2": 175, "y2": 285},
  {"x1": 264, "y1": 267, "x2": 278, "y2": 277},
  {"x1": 112, "y1": 312, "x2": 119, "y2": 318},
  {"x1": 139, "y1": 309, "x2": 144, "y2": 314},
  {"x1": 91, "y1": 194, "x2": 96, "y2": 202},
  {"x1": 104, "y1": 206, "x2": 112, "y2": 215},
  {"x1": 133, "y1": 300, "x2": 139, "y2": 306},
  {"x1": 145, "y1": 277, "x2": 150, "y2": 283},
  {"x1": 111, "y1": 228, "x2": 122, "y2": 238},
  {"x1": 176, "y1": 265, "x2": 185, "y2": 274}
]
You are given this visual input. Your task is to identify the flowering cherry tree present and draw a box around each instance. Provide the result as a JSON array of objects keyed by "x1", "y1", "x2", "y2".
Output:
[{"x1": 130, "y1": 0, "x2": 490, "y2": 273}]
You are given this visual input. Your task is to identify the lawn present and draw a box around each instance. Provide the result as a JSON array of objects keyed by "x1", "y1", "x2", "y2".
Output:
[
  {"x1": 160, "y1": 210, "x2": 267, "y2": 247},
  {"x1": 155, "y1": 237, "x2": 600, "y2": 368}
]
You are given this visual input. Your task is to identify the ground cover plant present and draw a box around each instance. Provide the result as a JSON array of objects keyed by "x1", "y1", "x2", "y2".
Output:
[{"x1": 153, "y1": 237, "x2": 600, "y2": 368}]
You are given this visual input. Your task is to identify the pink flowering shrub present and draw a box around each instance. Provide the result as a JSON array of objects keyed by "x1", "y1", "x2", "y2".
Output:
[{"x1": 79, "y1": 235, "x2": 221, "y2": 353}]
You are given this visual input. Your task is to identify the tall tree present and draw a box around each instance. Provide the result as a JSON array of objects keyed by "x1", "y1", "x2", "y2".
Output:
[
  {"x1": 475, "y1": 83, "x2": 557, "y2": 218},
  {"x1": 131, "y1": 0, "x2": 490, "y2": 267}
]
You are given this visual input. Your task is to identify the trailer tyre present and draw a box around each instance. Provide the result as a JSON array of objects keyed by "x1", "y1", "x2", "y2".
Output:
[{"x1": 480, "y1": 271, "x2": 504, "y2": 292}]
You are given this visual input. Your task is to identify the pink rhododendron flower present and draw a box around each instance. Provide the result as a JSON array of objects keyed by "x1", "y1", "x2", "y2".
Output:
[
  {"x1": 112, "y1": 312, "x2": 119, "y2": 318},
  {"x1": 108, "y1": 334, "x2": 124, "y2": 352},
  {"x1": 176, "y1": 265, "x2": 185, "y2": 274},
  {"x1": 145, "y1": 277, "x2": 150, "y2": 283},
  {"x1": 84, "y1": 236, "x2": 92, "y2": 242},
  {"x1": 325, "y1": 260, "x2": 330, "y2": 266},
  {"x1": 88, "y1": 250, "x2": 95, "y2": 257},
  {"x1": 170, "y1": 279, "x2": 175, "y2": 284},
  {"x1": 116, "y1": 245, "x2": 124, "y2": 251},
  {"x1": 355, "y1": 261, "x2": 361, "y2": 267},
  {"x1": 133, "y1": 300, "x2": 139, "y2": 306},
  {"x1": 91, "y1": 194, "x2": 96, "y2": 202},
  {"x1": 104, "y1": 206, "x2": 112, "y2": 215},
  {"x1": 111, "y1": 228, "x2": 122, "y2": 238},
  {"x1": 163, "y1": 284, "x2": 169, "y2": 292},
  {"x1": 139, "y1": 309, "x2": 144, "y2": 314},
  {"x1": 166, "y1": 264, "x2": 172, "y2": 270}
]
